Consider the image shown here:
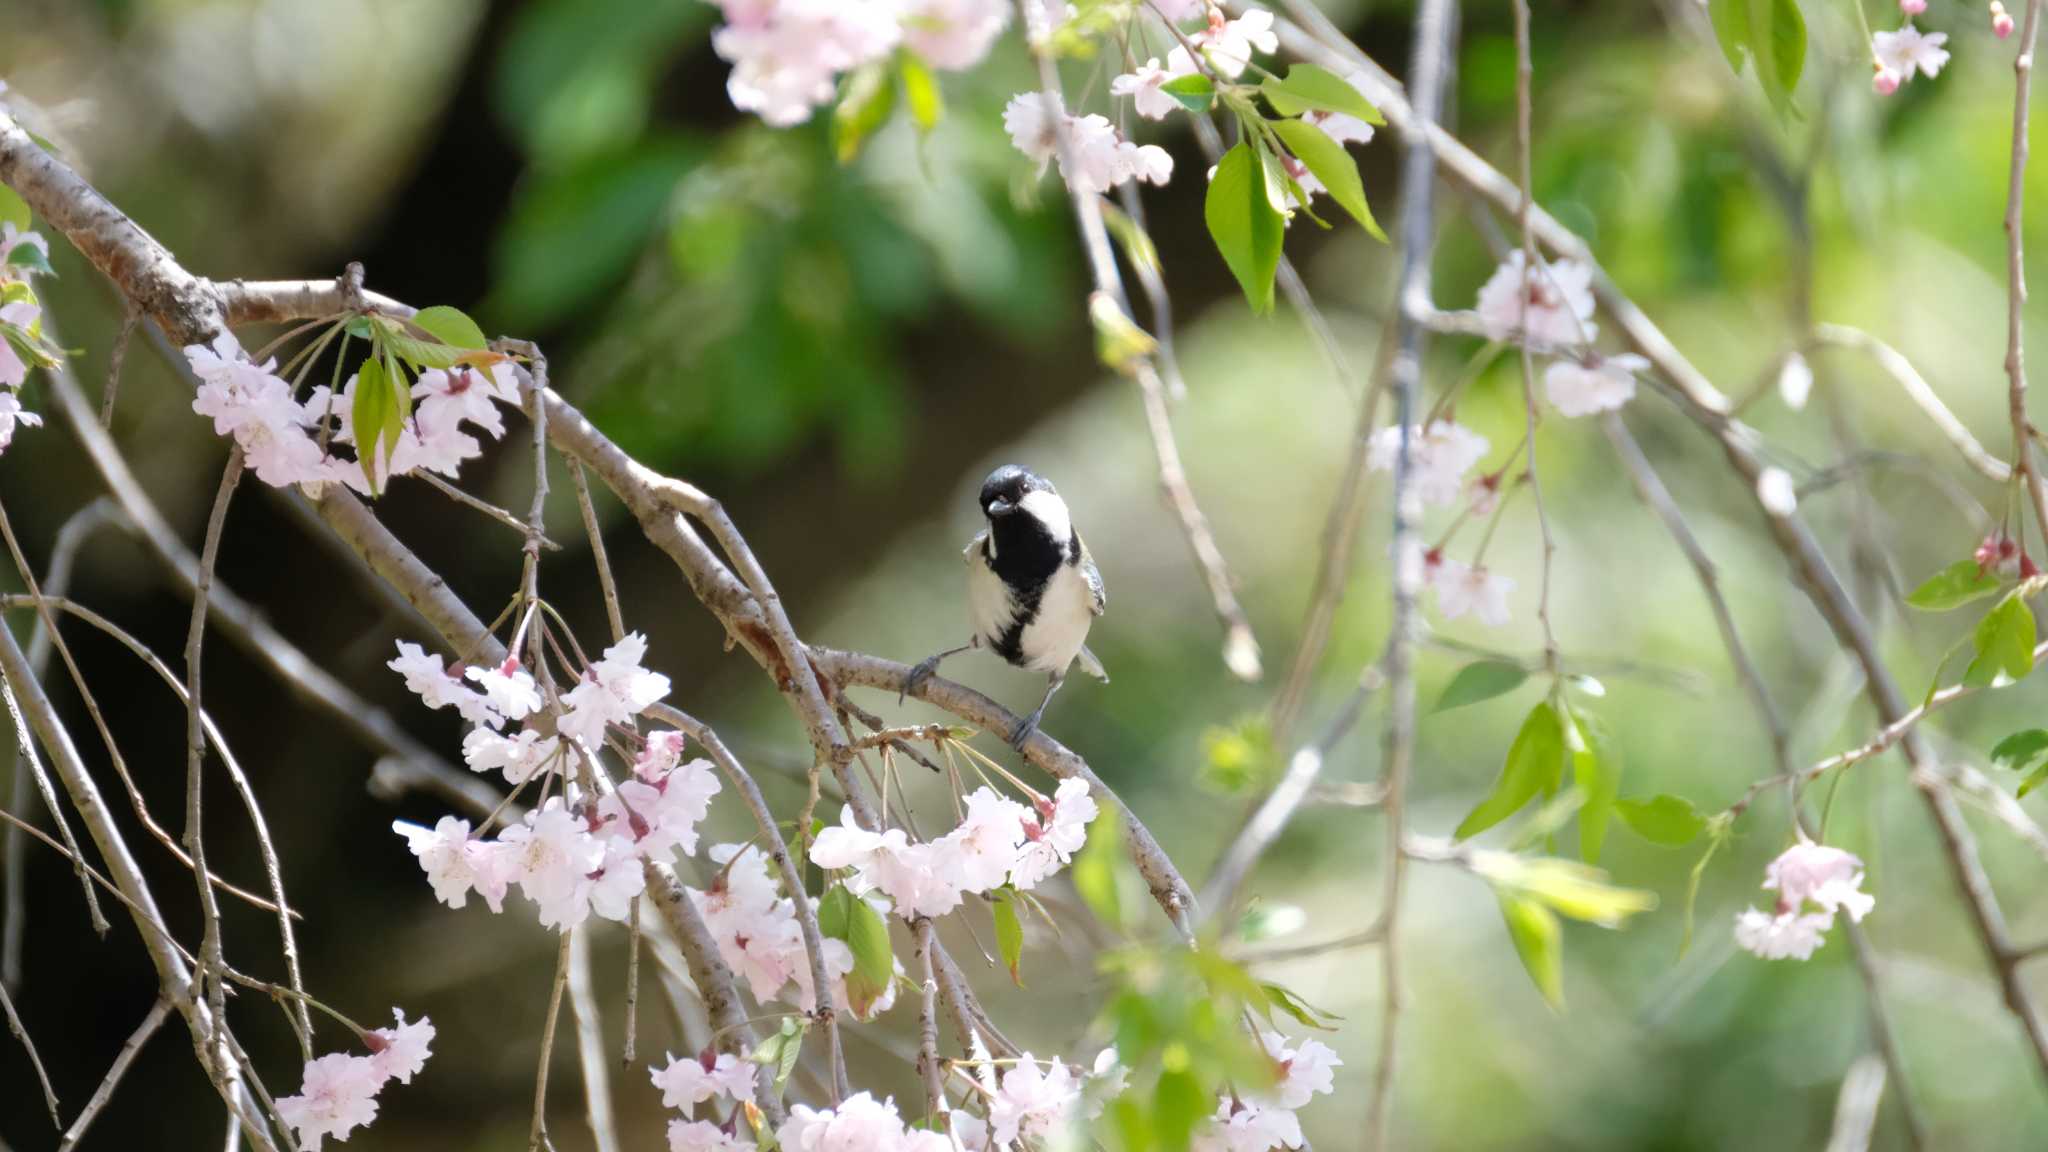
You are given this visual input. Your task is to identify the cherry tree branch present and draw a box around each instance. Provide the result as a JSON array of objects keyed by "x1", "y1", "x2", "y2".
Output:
[
  {"x1": 56, "y1": 996, "x2": 170, "y2": 1152},
  {"x1": 2004, "y1": 0, "x2": 2048, "y2": 543}
]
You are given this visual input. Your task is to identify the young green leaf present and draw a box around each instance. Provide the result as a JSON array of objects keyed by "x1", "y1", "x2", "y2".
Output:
[
  {"x1": 0, "y1": 183, "x2": 28, "y2": 232},
  {"x1": 2023, "y1": 765, "x2": 2048, "y2": 798},
  {"x1": 5, "y1": 243, "x2": 54, "y2": 279},
  {"x1": 1476, "y1": 853, "x2": 1658, "y2": 927},
  {"x1": 1204, "y1": 142, "x2": 1284, "y2": 314},
  {"x1": 1991, "y1": 729, "x2": 2048, "y2": 773},
  {"x1": 1161, "y1": 72, "x2": 1217, "y2": 112},
  {"x1": 1434, "y1": 660, "x2": 1530, "y2": 712},
  {"x1": 818, "y1": 884, "x2": 894, "y2": 1015},
  {"x1": 350, "y1": 357, "x2": 394, "y2": 495},
  {"x1": 899, "y1": 54, "x2": 944, "y2": 133},
  {"x1": 1708, "y1": 0, "x2": 1806, "y2": 118},
  {"x1": 1269, "y1": 118, "x2": 1385, "y2": 241},
  {"x1": 410, "y1": 304, "x2": 490, "y2": 350},
  {"x1": 1261, "y1": 982, "x2": 1342, "y2": 1031},
  {"x1": 1614, "y1": 794, "x2": 1708, "y2": 846},
  {"x1": 1073, "y1": 806, "x2": 1136, "y2": 935},
  {"x1": 1906, "y1": 558, "x2": 2001, "y2": 611},
  {"x1": 1499, "y1": 895, "x2": 1565, "y2": 1011},
  {"x1": 1260, "y1": 63, "x2": 1384, "y2": 124},
  {"x1": 1965, "y1": 594, "x2": 2036, "y2": 688},
  {"x1": 992, "y1": 888, "x2": 1025, "y2": 987},
  {"x1": 1456, "y1": 700, "x2": 1566, "y2": 840},
  {"x1": 1572, "y1": 710, "x2": 1621, "y2": 866},
  {"x1": 1153, "y1": 1067, "x2": 1208, "y2": 1152},
  {"x1": 1100, "y1": 201, "x2": 1162, "y2": 279},
  {"x1": 833, "y1": 60, "x2": 897, "y2": 165}
]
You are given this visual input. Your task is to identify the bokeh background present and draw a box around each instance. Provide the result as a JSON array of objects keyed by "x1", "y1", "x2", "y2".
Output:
[{"x1": 2, "y1": 0, "x2": 2048, "y2": 1148}]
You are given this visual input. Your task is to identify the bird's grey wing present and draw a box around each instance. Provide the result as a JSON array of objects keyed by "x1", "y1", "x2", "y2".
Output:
[{"x1": 1076, "y1": 533, "x2": 1106, "y2": 616}]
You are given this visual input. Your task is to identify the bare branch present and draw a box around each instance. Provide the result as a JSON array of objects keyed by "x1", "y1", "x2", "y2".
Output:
[{"x1": 57, "y1": 997, "x2": 170, "y2": 1152}]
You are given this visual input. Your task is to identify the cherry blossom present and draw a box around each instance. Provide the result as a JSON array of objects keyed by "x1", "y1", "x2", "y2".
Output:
[
  {"x1": 1113, "y1": 56, "x2": 1197, "y2": 120},
  {"x1": 1367, "y1": 420, "x2": 1491, "y2": 507},
  {"x1": 1430, "y1": 557, "x2": 1514, "y2": 627},
  {"x1": 558, "y1": 631, "x2": 672, "y2": 746},
  {"x1": 366, "y1": 1010, "x2": 436, "y2": 1085},
  {"x1": 464, "y1": 658, "x2": 543, "y2": 723},
  {"x1": 1004, "y1": 92, "x2": 1177, "y2": 194},
  {"x1": 1303, "y1": 72, "x2": 1380, "y2": 147},
  {"x1": 1764, "y1": 841, "x2": 1875, "y2": 922},
  {"x1": 0, "y1": 390, "x2": 41, "y2": 451},
  {"x1": 1196, "y1": 1099, "x2": 1305, "y2": 1152},
  {"x1": 1190, "y1": 7, "x2": 1279, "y2": 78},
  {"x1": 1734, "y1": 906, "x2": 1835, "y2": 961},
  {"x1": 1010, "y1": 777, "x2": 1099, "y2": 889},
  {"x1": 1872, "y1": 24, "x2": 1949, "y2": 90},
  {"x1": 0, "y1": 300, "x2": 37, "y2": 388},
  {"x1": 275, "y1": 1053, "x2": 385, "y2": 1151},
  {"x1": 947, "y1": 787, "x2": 1028, "y2": 892},
  {"x1": 388, "y1": 641, "x2": 504, "y2": 728},
  {"x1": 393, "y1": 816, "x2": 514, "y2": 912},
  {"x1": 899, "y1": 0, "x2": 1010, "y2": 70},
  {"x1": 652, "y1": 1049, "x2": 758, "y2": 1116},
  {"x1": 778, "y1": 1092, "x2": 929, "y2": 1152},
  {"x1": 989, "y1": 1054, "x2": 1082, "y2": 1147},
  {"x1": 0, "y1": 223, "x2": 48, "y2": 279},
  {"x1": 1543, "y1": 352, "x2": 1646, "y2": 417},
  {"x1": 710, "y1": 0, "x2": 902, "y2": 127},
  {"x1": 461, "y1": 727, "x2": 561, "y2": 785},
  {"x1": 668, "y1": 1119, "x2": 756, "y2": 1152},
  {"x1": 1475, "y1": 250, "x2": 1597, "y2": 349},
  {"x1": 1252, "y1": 1031, "x2": 1341, "y2": 1110}
]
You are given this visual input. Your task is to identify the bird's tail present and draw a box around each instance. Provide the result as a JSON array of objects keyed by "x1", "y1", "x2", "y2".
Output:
[{"x1": 1076, "y1": 645, "x2": 1109, "y2": 682}]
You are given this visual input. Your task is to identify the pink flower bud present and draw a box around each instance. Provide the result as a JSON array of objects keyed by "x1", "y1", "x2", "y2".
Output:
[
  {"x1": 1900, "y1": 0, "x2": 1927, "y2": 12},
  {"x1": 1997, "y1": 9, "x2": 2017, "y2": 36},
  {"x1": 1873, "y1": 67, "x2": 1903, "y2": 95}
]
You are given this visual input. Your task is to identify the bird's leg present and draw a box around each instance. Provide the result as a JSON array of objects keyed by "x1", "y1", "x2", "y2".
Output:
[
  {"x1": 1009, "y1": 672, "x2": 1065, "y2": 750},
  {"x1": 900, "y1": 639, "x2": 978, "y2": 704}
]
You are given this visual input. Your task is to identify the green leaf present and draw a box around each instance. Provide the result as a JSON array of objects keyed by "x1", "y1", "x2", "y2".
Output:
[
  {"x1": 1100, "y1": 201, "x2": 1162, "y2": 279},
  {"x1": 409, "y1": 304, "x2": 490, "y2": 350},
  {"x1": 1615, "y1": 794, "x2": 1708, "y2": 846},
  {"x1": 992, "y1": 888, "x2": 1025, "y2": 987},
  {"x1": 1260, "y1": 63, "x2": 1383, "y2": 124},
  {"x1": 1475, "y1": 853, "x2": 1658, "y2": 927},
  {"x1": 1160, "y1": 72, "x2": 1216, "y2": 112},
  {"x1": 350, "y1": 357, "x2": 396, "y2": 495},
  {"x1": 1709, "y1": 0, "x2": 1804, "y2": 118},
  {"x1": 1154, "y1": 1067, "x2": 1207, "y2": 1152},
  {"x1": 1261, "y1": 982, "x2": 1341, "y2": 1031},
  {"x1": 1499, "y1": 895, "x2": 1564, "y2": 1011},
  {"x1": 833, "y1": 60, "x2": 897, "y2": 165},
  {"x1": 1073, "y1": 805, "x2": 1137, "y2": 935},
  {"x1": 1991, "y1": 729, "x2": 2048, "y2": 773},
  {"x1": 1763, "y1": 0, "x2": 1807, "y2": 110},
  {"x1": 1434, "y1": 660, "x2": 1530, "y2": 713},
  {"x1": 818, "y1": 884, "x2": 893, "y2": 1015},
  {"x1": 1907, "y1": 559, "x2": 2002, "y2": 611},
  {"x1": 1456, "y1": 700, "x2": 1566, "y2": 840},
  {"x1": 899, "y1": 54, "x2": 943, "y2": 133},
  {"x1": 2023, "y1": 765, "x2": 2048, "y2": 798},
  {"x1": 0, "y1": 183, "x2": 28, "y2": 231},
  {"x1": 1965, "y1": 594, "x2": 2036, "y2": 688},
  {"x1": 1573, "y1": 710, "x2": 1620, "y2": 865},
  {"x1": 1270, "y1": 118, "x2": 1384, "y2": 241},
  {"x1": 1203, "y1": 142, "x2": 1283, "y2": 315},
  {"x1": 5, "y1": 243, "x2": 53, "y2": 279}
]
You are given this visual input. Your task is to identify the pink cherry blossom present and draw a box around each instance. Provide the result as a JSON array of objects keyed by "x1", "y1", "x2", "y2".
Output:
[
  {"x1": 1253, "y1": 1031, "x2": 1341, "y2": 1110},
  {"x1": 1367, "y1": 420, "x2": 1491, "y2": 508},
  {"x1": 1475, "y1": 250, "x2": 1598, "y2": 348},
  {"x1": 1734, "y1": 906, "x2": 1835, "y2": 960},
  {"x1": 652, "y1": 1049, "x2": 757, "y2": 1116},
  {"x1": 1543, "y1": 353, "x2": 1646, "y2": 417},
  {"x1": 1872, "y1": 24, "x2": 1950, "y2": 84},
  {"x1": 1190, "y1": 8, "x2": 1278, "y2": 78},
  {"x1": 461, "y1": 727, "x2": 560, "y2": 785},
  {"x1": 275, "y1": 1052, "x2": 383, "y2": 1152},
  {"x1": 393, "y1": 816, "x2": 514, "y2": 912},
  {"x1": 1010, "y1": 777, "x2": 1099, "y2": 890},
  {"x1": 668, "y1": 1119, "x2": 755, "y2": 1152},
  {"x1": 366, "y1": 1009, "x2": 436, "y2": 1085},
  {"x1": 899, "y1": 0, "x2": 1009, "y2": 70},
  {"x1": 464, "y1": 658, "x2": 542, "y2": 723},
  {"x1": 1112, "y1": 57, "x2": 1196, "y2": 120},
  {"x1": 1431, "y1": 559, "x2": 1514, "y2": 627},
  {"x1": 388, "y1": 641, "x2": 503, "y2": 728},
  {"x1": 1764, "y1": 841, "x2": 1875, "y2": 922},
  {"x1": 0, "y1": 391, "x2": 41, "y2": 452}
]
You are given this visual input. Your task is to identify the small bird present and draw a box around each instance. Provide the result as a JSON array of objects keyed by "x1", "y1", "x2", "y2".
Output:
[{"x1": 901, "y1": 464, "x2": 1107, "y2": 748}]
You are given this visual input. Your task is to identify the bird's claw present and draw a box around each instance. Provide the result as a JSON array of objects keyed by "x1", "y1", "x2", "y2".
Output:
[
  {"x1": 899, "y1": 657, "x2": 940, "y2": 706},
  {"x1": 1008, "y1": 712, "x2": 1042, "y2": 750}
]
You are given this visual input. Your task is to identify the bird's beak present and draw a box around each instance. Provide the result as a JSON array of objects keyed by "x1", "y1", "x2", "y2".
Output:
[{"x1": 986, "y1": 497, "x2": 1014, "y2": 518}]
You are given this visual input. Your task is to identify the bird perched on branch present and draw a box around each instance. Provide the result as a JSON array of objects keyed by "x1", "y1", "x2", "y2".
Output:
[{"x1": 901, "y1": 464, "x2": 1107, "y2": 748}]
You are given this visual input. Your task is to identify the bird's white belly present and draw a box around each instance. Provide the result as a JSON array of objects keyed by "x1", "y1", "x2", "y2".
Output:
[
  {"x1": 1019, "y1": 564, "x2": 1096, "y2": 674},
  {"x1": 967, "y1": 552, "x2": 1015, "y2": 643}
]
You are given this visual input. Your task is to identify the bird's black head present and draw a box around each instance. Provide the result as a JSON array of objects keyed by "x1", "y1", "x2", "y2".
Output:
[{"x1": 979, "y1": 465, "x2": 1055, "y2": 521}]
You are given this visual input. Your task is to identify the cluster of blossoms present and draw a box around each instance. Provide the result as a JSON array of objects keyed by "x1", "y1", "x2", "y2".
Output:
[
  {"x1": 1191, "y1": 1031, "x2": 1340, "y2": 1152},
  {"x1": 182, "y1": 331, "x2": 525, "y2": 490},
  {"x1": 273, "y1": 1010, "x2": 435, "y2": 1151},
  {"x1": 1475, "y1": 251, "x2": 1649, "y2": 419},
  {"x1": 0, "y1": 222, "x2": 51, "y2": 452},
  {"x1": 1734, "y1": 840, "x2": 1876, "y2": 961},
  {"x1": 1004, "y1": 91, "x2": 1176, "y2": 195},
  {"x1": 809, "y1": 777, "x2": 1099, "y2": 918},
  {"x1": 706, "y1": 0, "x2": 1010, "y2": 126},
  {"x1": 390, "y1": 634, "x2": 720, "y2": 932},
  {"x1": 694, "y1": 841, "x2": 899, "y2": 1017}
]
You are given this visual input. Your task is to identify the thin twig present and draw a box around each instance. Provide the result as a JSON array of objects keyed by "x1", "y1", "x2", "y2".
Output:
[
  {"x1": 1367, "y1": 0, "x2": 1452, "y2": 1144},
  {"x1": 100, "y1": 304, "x2": 137, "y2": 427},
  {"x1": 416, "y1": 473, "x2": 562, "y2": 551},
  {"x1": 568, "y1": 460, "x2": 626, "y2": 643},
  {"x1": 57, "y1": 997, "x2": 170, "y2": 1152},
  {"x1": 2003, "y1": 0, "x2": 2048, "y2": 543},
  {"x1": 185, "y1": 452, "x2": 247, "y2": 1068},
  {"x1": 566, "y1": 925, "x2": 621, "y2": 1152},
  {"x1": 912, "y1": 918, "x2": 947, "y2": 1121},
  {"x1": 1511, "y1": 0, "x2": 1560, "y2": 675},
  {"x1": 1808, "y1": 325, "x2": 2009, "y2": 482},
  {"x1": 0, "y1": 975, "x2": 58, "y2": 1127},
  {"x1": 532, "y1": 933, "x2": 572, "y2": 1152}
]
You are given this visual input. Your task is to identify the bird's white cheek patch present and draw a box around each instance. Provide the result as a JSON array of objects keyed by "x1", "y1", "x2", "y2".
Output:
[{"x1": 1018, "y1": 489, "x2": 1072, "y2": 545}]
